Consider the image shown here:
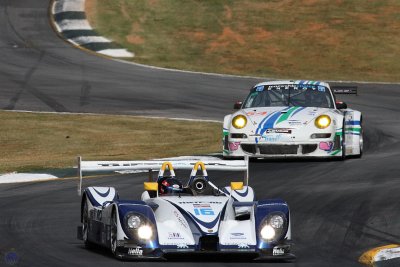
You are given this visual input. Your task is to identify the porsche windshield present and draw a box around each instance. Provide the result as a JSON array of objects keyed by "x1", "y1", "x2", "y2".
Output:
[{"x1": 243, "y1": 84, "x2": 334, "y2": 108}]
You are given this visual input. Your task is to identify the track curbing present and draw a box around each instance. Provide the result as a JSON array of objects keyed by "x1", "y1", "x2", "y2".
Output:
[
  {"x1": 50, "y1": 0, "x2": 134, "y2": 58},
  {"x1": 360, "y1": 244, "x2": 400, "y2": 266}
]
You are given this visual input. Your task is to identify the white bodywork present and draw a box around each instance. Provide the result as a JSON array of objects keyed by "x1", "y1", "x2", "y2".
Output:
[
  {"x1": 223, "y1": 80, "x2": 363, "y2": 158},
  {"x1": 140, "y1": 185, "x2": 271, "y2": 248},
  {"x1": 79, "y1": 159, "x2": 294, "y2": 259}
]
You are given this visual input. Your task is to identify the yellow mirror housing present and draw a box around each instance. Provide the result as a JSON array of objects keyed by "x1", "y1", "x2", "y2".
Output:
[
  {"x1": 144, "y1": 182, "x2": 158, "y2": 191},
  {"x1": 230, "y1": 182, "x2": 244, "y2": 191}
]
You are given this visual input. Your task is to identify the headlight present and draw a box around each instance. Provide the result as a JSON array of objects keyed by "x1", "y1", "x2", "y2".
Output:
[
  {"x1": 127, "y1": 215, "x2": 141, "y2": 229},
  {"x1": 232, "y1": 115, "x2": 247, "y2": 129},
  {"x1": 269, "y1": 215, "x2": 284, "y2": 229},
  {"x1": 260, "y1": 212, "x2": 287, "y2": 242},
  {"x1": 137, "y1": 225, "x2": 153, "y2": 240},
  {"x1": 315, "y1": 115, "x2": 331, "y2": 129},
  {"x1": 260, "y1": 225, "x2": 275, "y2": 240}
]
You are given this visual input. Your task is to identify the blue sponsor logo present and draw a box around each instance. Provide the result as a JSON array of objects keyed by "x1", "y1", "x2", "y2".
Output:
[
  {"x1": 255, "y1": 85, "x2": 264, "y2": 92},
  {"x1": 261, "y1": 134, "x2": 282, "y2": 142},
  {"x1": 4, "y1": 251, "x2": 19, "y2": 266}
]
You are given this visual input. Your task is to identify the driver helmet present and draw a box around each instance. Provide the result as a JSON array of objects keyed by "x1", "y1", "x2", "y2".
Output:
[{"x1": 158, "y1": 177, "x2": 183, "y2": 195}]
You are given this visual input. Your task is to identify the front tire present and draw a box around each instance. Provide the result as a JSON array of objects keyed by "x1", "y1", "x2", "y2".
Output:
[
  {"x1": 355, "y1": 122, "x2": 363, "y2": 158},
  {"x1": 341, "y1": 124, "x2": 346, "y2": 160}
]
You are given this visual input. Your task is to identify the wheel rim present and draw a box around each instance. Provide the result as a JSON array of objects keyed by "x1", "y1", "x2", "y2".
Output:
[
  {"x1": 359, "y1": 129, "x2": 364, "y2": 154},
  {"x1": 111, "y1": 214, "x2": 117, "y2": 254}
]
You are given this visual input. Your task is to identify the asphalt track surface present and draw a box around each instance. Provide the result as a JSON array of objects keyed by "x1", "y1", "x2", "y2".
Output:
[{"x1": 1, "y1": 0, "x2": 400, "y2": 266}]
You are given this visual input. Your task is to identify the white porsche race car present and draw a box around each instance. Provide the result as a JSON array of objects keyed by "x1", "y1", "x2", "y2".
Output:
[
  {"x1": 223, "y1": 80, "x2": 363, "y2": 159},
  {"x1": 77, "y1": 158, "x2": 294, "y2": 261}
]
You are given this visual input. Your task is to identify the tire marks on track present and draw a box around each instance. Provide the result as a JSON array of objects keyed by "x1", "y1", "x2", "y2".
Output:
[{"x1": 4, "y1": 50, "x2": 69, "y2": 112}]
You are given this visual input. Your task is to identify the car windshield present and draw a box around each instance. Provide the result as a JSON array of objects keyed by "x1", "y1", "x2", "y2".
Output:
[{"x1": 243, "y1": 84, "x2": 334, "y2": 108}]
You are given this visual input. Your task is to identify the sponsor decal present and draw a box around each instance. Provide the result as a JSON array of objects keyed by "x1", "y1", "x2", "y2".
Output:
[
  {"x1": 264, "y1": 84, "x2": 324, "y2": 91},
  {"x1": 231, "y1": 232, "x2": 245, "y2": 236},
  {"x1": 4, "y1": 250, "x2": 19, "y2": 266},
  {"x1": 246, "y1": 111, "x2": 267, "y2": 116},
  {"x1": 193, "y1": 203, "x2": 211, "y2": 208},
  {"x1": 273, "y1": 247, "x2": 285, "y2": 256},
  {"x1": 168, "y1": 232, "x2": 183, "y2": 239},
  {"x1": 288, "y1": 120, "x2": 302, "y2": 126},
  {"x1": 178, "y1": 201, "x2": 223, "y2": 204},
  {"x1": 265, "y1": 128, "x2": 291, "y2": 134},
  {"x1": 230, "y1": 233, "x2": 246, "y2": 240},
  {"x1": 319, "y1": 141, "x2": 334, "y2": 152},
  {"x1": 238, "y1": 243, "x2": 250, "y2": 249},
  {"x1": 228, "y1": 142, "x2": 240, "y2": 151},
  {"x1": 176, "y1": 244, "x2": 189, "y2": 249},
  {"x1": 193, "y1": 204, "x2": 215, "y2": 216},
  {"x1": 128, "y1": 247, "x2": 143, "y2": 256},
  {"x1": 261, "y1": 134, "x2": 282, "y2": 142},
  {"x1": 173, "y1": 210, "x2": 189, "y2": 229}
]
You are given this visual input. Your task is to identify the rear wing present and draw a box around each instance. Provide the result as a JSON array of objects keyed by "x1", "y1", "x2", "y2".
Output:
[
  {"x1": 331, "y1": 86, "x2": 358, "y2": 95},
  {"x1": 77, "y1": 156, "x2": 249, "y2": 196}
]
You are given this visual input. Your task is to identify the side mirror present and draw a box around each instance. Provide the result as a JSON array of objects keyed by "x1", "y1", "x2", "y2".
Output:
[
  {"x1": 233, "y1": 101, "x2": 242, "y2": 110},
  {"x1": 336, "y1": 101, "x2": 347, "y2": 109},
  {"x1": 230, "y1": 182, "x2": 244, "y2": 191},
  {"x1": 144, "y1": 182, "x2": 158, "y2": 191}
]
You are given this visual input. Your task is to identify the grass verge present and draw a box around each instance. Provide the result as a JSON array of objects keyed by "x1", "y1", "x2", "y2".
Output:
[
  {"x1": 0, "y1": 111, "x2": 221, "y2": 173},
  {"x1": 86, "y1": 0, "x2": 400, "y2": 82}
]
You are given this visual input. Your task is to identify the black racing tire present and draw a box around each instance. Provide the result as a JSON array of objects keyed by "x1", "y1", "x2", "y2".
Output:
[
  {"x1": 341, "y1": 122, "x2": 346, "y2": 160},
  {"x1": 355, "y1": 119, "x2": 363, "y2": 158},
  {"x1": 82, "y1": 198, "x2": 94, "y2": 249},
  {"x1": 110, "y1": 210, "x2": 118, "y2": 257}
]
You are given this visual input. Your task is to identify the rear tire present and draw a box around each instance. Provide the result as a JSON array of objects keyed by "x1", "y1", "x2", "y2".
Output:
[
  {"x1": 82, "y1": 199, "x2": 93, "y2": 248},
  {"x1": 110, "y1": 211, "x2": 118, "y2": 257}
]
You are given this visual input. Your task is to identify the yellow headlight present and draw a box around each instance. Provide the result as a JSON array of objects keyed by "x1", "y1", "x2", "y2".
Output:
[
  {"x1": 232, "y1": 115, "x2": 247, "y2": 129},
  {"x1": 315, "y1": 115, "x2": 331, "y2": 129}
]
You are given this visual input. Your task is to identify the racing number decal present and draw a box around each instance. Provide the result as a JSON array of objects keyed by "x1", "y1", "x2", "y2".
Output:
[{"x1": 194, "y1": 208, "x2": 215, "y2": 216}]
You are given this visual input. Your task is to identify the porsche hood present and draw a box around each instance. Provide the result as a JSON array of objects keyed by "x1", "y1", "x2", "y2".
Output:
[{"x1": 238, "y1": 106, "x2": 333, "y2": 133}]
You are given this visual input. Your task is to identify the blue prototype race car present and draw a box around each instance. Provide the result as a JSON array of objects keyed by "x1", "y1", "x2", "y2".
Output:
[{"x1": 77, "y1": 157, "x2": 295, "y2": 261}]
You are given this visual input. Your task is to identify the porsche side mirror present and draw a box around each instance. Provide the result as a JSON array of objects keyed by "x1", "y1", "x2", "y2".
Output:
[
  {"x1": 336, "y1": 101, "x2": 347, "y2": 109},
  {"x1": 233, "y1": 101, "x2": 242, "y2": 110}
]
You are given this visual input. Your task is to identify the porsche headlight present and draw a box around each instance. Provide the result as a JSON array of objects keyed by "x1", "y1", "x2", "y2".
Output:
[
  {"x1": 232, "y1": 115, "x2": 247, "y2": 129},
  {"x1": 127, "y1": 215, "x2": 141, "y2": 229},
  {"x1": 137, "y1": 225, "x2": 153, "y2": 240},
  {"x1": 315, "y1": 115, "x2": 331, "y2": 129},
  {"x1": 260, "y1": 225, "x2": 275, "y2": 240}
]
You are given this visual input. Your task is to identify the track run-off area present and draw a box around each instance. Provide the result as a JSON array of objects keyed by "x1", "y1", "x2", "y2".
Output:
[{"x1": 1, "y1": 1, "x2": 400, "y2": 266}]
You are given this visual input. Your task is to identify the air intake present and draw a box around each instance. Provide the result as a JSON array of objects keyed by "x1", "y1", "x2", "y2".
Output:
[{"x1": 199, "y1": 235, "x2": 219, "y2": 251}]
